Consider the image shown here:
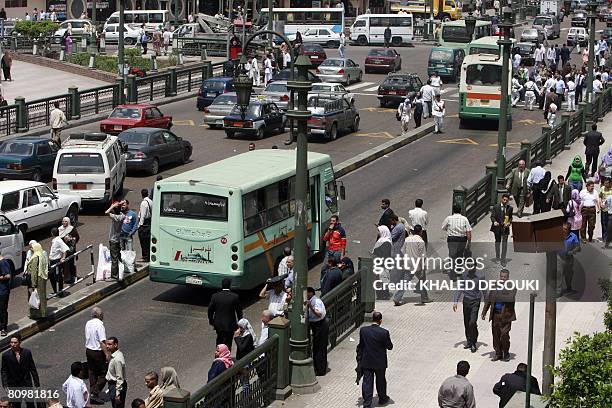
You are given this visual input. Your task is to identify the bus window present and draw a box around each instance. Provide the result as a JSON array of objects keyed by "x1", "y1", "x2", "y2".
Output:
[
  {"x1": 353, "y1": 19, "x2": 366, "y2": 28},
  {"x1": 324, "y1": 181, "x2": 338, "y2": 213},
  {"x1": 150, "y1": 13, "x2": 164, "y2": 24},
  {"x1": 442, "y1": 26, "x2": 469, "y2": 43},
  {"x1": 161, "y1": 192, "x2": 228, "y2": 220},
  {"x1": 124, "y1": 14, "x2": 134, "y2": 23},
  {"x1": 243, "y1": 190, "x2": 266, "y2": 235},
  {"x1": 466, "y1": 64, "x2": 502, "y2": 86}
]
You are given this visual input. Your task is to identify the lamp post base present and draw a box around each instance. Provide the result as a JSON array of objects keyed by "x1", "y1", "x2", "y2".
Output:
[{"x1": 289, "y1": 337, "x2": 319, "y2": 394}]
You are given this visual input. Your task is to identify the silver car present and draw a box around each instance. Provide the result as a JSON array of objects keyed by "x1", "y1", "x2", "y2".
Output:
[
  {"x1": 261, "y1": 81, "x2": 291, "y2": 110},
  {"x1": 316, "y1": 58, "x2": 363, "y2": 85},
  {"x1": 202, "y1": 93, "x2": 237, "y2": 128},
  {"x1": 520, "y1": 28, "x2": 544, "y2": 44},
  {"x1": 310, "y1": 83, "x2": 355, "y2": 105},
  {"x1": 532, "y1": 15, "x2": 560, "y2": 39}
]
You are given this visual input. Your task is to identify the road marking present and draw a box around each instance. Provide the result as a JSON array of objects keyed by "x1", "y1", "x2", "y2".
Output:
[
  {"x1": 517, "y1": 119, "x2": 537, "y2": 125},
  {"x1": 440, "y1": 88, "x2": 454, "y2": 95},
  {"x1": 359, "y1": 107, "x2": 395, "y2": 113},
  {"x1": 446, "y1": 114, "x2": 459, "y2": 118},
  {"x1": 173, "y1": 119, "x2": 195, "y2": 126},
  {"x1": 437, "y1": 138, "x2": 479, "y2": 145},
  {"x1": 346, "y1": 82, "x2": 374, "y2": 90},
  {"x1": 353, "y1": 131, "x2": 394, "y2": 138},
  {"x1": 489, "y1": 142, "x2": 522, "y2": 147},
  {"x1": 447, "y1": 92, "x2": 459, "y2": 98},
  {"x1": 364, "y1": 86, "x2": 380, "y2": 92}
]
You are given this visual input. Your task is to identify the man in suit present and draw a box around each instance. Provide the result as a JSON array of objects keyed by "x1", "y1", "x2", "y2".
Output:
[
  {"x1": 208, "y1": 278, "x2": 243, "y2": 351},
  {"x1": 550, "y1": 175, "x2": 571, "y2": 210},
  {"x1": 356, "y1": 311, "x2": 393, "y2": 408},
  {"x1": 1, "y1": 334, "x2": 40, "y2": 408},
  {"x1": 490, "y1": 193, "x2": 513, "y2": 266},
  {"x1": 493, "y1": 363, "x2": 541, "y2": 407},
  {"x1": 378, "y1": 199, "x2": 394, "y2": 230},
  {"x1": 506, "y1": 160, "x2": 530, "y2": 217},
  {"x1": 482, "y1": 269, "x2": 517, "y2": 362}
]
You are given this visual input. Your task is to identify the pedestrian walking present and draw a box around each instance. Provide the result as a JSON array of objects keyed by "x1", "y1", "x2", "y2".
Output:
[
  {"x1": 452, "y1": 268, "x2": 484, "y2": 353},
  {"x1": 105, "y1": 337, "x2": 127, "y2": 408},
  {"x1": 438, "y1": 361, "x2": 476, "y2": 408},
  {"x1": 208, "y1": 277, "x2": 243, "y2": 351},
  {"x1": 534, "y1": 44, "x2": 545, "y2": 67},
  {"x1": 413, "y1": 92, "x2": 423, "y2": 127},
  {"x1": 511, "y1": 74, "x2": 523, "y2": 107},
  {"x1": 234, "y1": 318, "x2": 256, "y2": 360},
  {"x1": 139, "y1": 24, "x2": 148, "y2": 54},
  {"x1": 105, "y1": 200, "x2": 128, "y2": 280},
  {"x1": 282, "y1": 49, "x2": 291, "y2": 69},
  {"x1": 547, "y1": 102, "x2": 557, "y2": 127},
  {"x1": 567, "y1": 189, "x2": 583, "y2": 237},
  {"x1": 575, "y1": 70, "x2": 585, "y2": 103},
  {"x1": 523, "y1": 77, "x2": 539, "y2": 111},
  {"x1": 207, "y1": 345, "x2": 234, "y2": 383},
  {"x1": 551, "y1": 175, "x2": 571, "y2": 210},
  {"x1": 356, "y1": 311, "x2": 393, "y2": 408},
  {"x1": 373, "y1": 226, "x2": 392, "y2": 300},
  {"x1": 397, "y1": 96, "x2": 412, "y2": 133},
  {"x1": 490, "y1": 193, "x2": 513, "y2": 265},
  {"x1": 259, "y1": 275, "x2": 289, "y2": 317},
  {"x1": 152, "y1": 26, "x2": 162, "y2": 56},
  {"x1": 432, "y1": 94, "x2": 445, "y2": 134},
  {"x1": 559, "y1": 222, "x2": 580, "y2": 295},
  {"x1": 430, "y1": 72, "x2": 443, "y2": 95},
  {"x1": 58, "y1": 217, "x2": 79, "y2": 284},
  {"x1": 393, "y1": 225, "x2": 427, "y2": 306},
  {"x1": 162, "y1": 29, "x2": 171, "y2": 55},
  {"x1": 159, "y1": 367, "x2": 180, "y2": 394},
  {"x1": 256, "y1": 310, "x2": 273, "y2": 347},
  {"x1": 493, "y1": 363, "x2": 541, "y2": 408},
  {"x1": 26, "y1": 242, "x2": 48, "y2": 320},
  {"x1": 408, "y1": 199, "x2": 428, "y2": 247},
  {"x1": 584, "y1": 124, "x2": 605, "y2": 177},
  {"x1": 338, "y1": 31, "x2": 346, "y2": 58},
  {"x1": 49, "y1": 227, "x2": 69, "y2": 297},
  {"x1": 1, "y1": 335, "x2": 40, "y2": 408},
  {"x1": 0, "y1": 257, "x2": 9, "y2": 337},
  {"x1": 599, "y1": 179, "x2": 612, "y2": 242},
  {"x1": 565, "y1": 155, "x2": 587, "y2": 193},
  {"x1": 263, "y1": 54, "x2": 273, "y2": 86},
  {"x1": 49, "y1": 101, "x2": 68, "y2": 146},
  {"x1": 383, "y1": 24, "x2": 391, "y2": 48},
  {"x1": 1, "y1": 51, "x2": 12, "y2": 81},
  {"x1": 85, "y1": 307, "x2": 108, "y2": 404},
  {"x1": 579, "y1": 181, "x2": 599, "y2": 242},
  {"x1": 320, "y1": 257, "x2": 343, "y2": 296},
  {"x1": 441, "y1": 205, "x2": 472, "y2": 281},
  {"x1": 481, "y1": 269, "x2": 516, "y2": 362},
  {"x1": 506, "y1": 160, "x2": 530, "y2": 217},
  {"x1": 144, "y1": 372, "x2": 163, "y2": 408},
  {"x1": 378, "y1": 199, "x2": 394, "y2": 230},
  {"x1": 539, "y1": 171, "x2": 555, "y2": 212},
  {"x1": 138, "y1": 189, "x2": 152, "y2": 262},
  {"x1": 420, "y1": 81, "x2": 434, "y2": 118},
  {"x1": 560, "y1": 43, "x2": 570, "y2": 69},
  {"x1": 306, "y1": 287, "x2": 329, "y2": 376},
  {"x1": 322, "y1": 214, "x2": 347, "y2": 274},
  {"x1": 527, "y1": 161, "x2": 546, "y2": 214},
  {"x1": 63, "y1": 362, "x2": 89, "y2": 408},
  {"x1": 250, "y1": 55, "x2": 260, "y2": 86},
  {"x1": 565, "y1": 76, "x2": 576, "y2": 111}
]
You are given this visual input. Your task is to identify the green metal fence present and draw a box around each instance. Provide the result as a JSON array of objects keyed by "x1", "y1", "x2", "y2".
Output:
[{"x1": 453, "y1": 87, "x2": 612, "y2": 226}]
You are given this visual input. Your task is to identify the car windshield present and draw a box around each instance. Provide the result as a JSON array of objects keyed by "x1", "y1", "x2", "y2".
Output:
[
  {"x1": 204, "y1": 80, "x2": 227, "y2": 90},
  {"x1": 384, "y1": 76, "x2": 410, "y2": 86},
  {"x1": 57, "y1": 153, "x2": 105, "y2": 174},
  {"x1": 533, "y1": 17, "x2": 552, "y2": 25},
  {"x1": 465, "y1": 63, "x2": 502, "y2": 85},
  {"x1": 265, "y1": 83, "x2": 289, "y2": 93},
  {"x1": 369, "y1": 49, "x2": 394, "y2": 57},
  {"x1": 320, "y1": 59, "x2": 344, "y2": 67},
  {"x1": 212, "y1": 94, "x2": 237, "y2": 105},
  {"x1": 110, "y1": 108, "x2": 141, "y2": 119},
  {"x1": 523, "y1": 29, "x2": 537, "y2": 35},
  {"x1": 304, "y1": 44, "x2": 323, "y2": 51},
  {"x1": 430, "y1": 49, "x2": 453, "y2": 61},
  {"x1": 0, "y1": 141, "x2": 33, "y2": 156},
  {"x1": 311, "y1": 84, "x2": 333, "y2": 92},
  {"x1": 119, "y1": 132, "x2": 149, "y2": 145},
  {"x1": 230, "y1": 104, "x2": 261, "y2": 117}
]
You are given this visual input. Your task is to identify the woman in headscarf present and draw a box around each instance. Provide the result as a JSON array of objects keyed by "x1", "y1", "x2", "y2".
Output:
[
  {"x1": 598, "y1": 147, "x2": 612, "y2": 183},
  {"x1": 58, "y1": 217, "x2": 79, "y2": 284},
  {"x1": 338, "y1": 256, "x2": 355, "y2": 280},
  {"x1": 159, "y1": 367, "x2": 180, "y2": 394},
  {"x1": 565, "y1": 155, "x2": 587, "y2": 192},
  {"x1": 234, "y1": 318, "x2": 256, "y2": 360},
  {"x1": 1, "y1": 51, "x2": 12, "y2": 81},
  {"x1": 28, "y1": 242, "x2": 48, "y2": 319},
  {"x1": 540, "y1": 171, "x2": 554, "y2": 212},
  {"x1": 207, "y1": 344, "x2": 234, "y2": 383},
  {"x1": 373, "y1": 225, "x2": 392, "y2": 300},
  {"x1": 567, "y1": 189, "x2": 583, "y2": 237}
]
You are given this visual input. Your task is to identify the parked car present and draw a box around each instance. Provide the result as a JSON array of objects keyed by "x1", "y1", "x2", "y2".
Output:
[
  {"x1": 261, "y1": 81, "x2": 291, "y2": 110},
  {"x1": 377, "y1": 73, "x2": 423, "y2": 107},
  {"x1": 119, "y1": 128, "x2": 192, "y2": 175},
  {"x1": 0, "y1": 180, "x2": 81, "y2": 234},
  {"x1": 512, "y1": 42, "x2": 537, "y2": 66},
  {"x1": 571, "y1": 0, "x2": 588, "y2": 10},
  {"x1": 597, "y1": 5, "x2": 609, "y2": 21},
  {"x1": 271, "y1": 68, "x2": 322, "y2": 83},
  {"x1": 302, "y1": 43, "x2": 327, "y2": 67},
  {"x1": 202, "y1": 93, "x2": 237, "y2": 129},
  {"x1": 315, "y1": 58, "x2": 363, "y2": 84},
  {"x1": 310, "y1": 83, "x2": 355, "y2": 105},
  {"x1": 287, "y1": 27, "x2": 341, "y2": 47},
  {"x1": 365, "y1": 48, "x2": 402, "y2": 74},
  {"x1": 427, "y1": 47, "x2": 465, "y2": 82},
  {"x1": 100, "y1": 104, "x2": 173, "y2": 135},
  {"x1": 571, "y1": 10, "x2": 588, "y2": 27},
  {"x1": 103, "y1": 23, "x2": 140, "y2": 45},
  {"x1": 0, "y1": 214, "x2": 24, "y2": 274},
  {"x1": 566, "y1": 27, "x2": 588, "y2": 47},
  {"x1": 53, "y1": 19, "x2": 95, "y2": 44},
  {"x1": 533, "y1": 15, "x2": 560, "y2": 38},
  {"x1": 0, "y1": 137, "x2": 60, "y2": 182},
  {"x1": 520, "y1": 28, "x2": 545, "y2": 44},
  {"x1": 305, "y1": 95, "x2": 359, "y2": 141},
  {"x1": 197, "y1": 77, "x2": 234, "y2": 110},
  {"x1": 223, "y1": 101, "x2": 286, "y2": 139}
]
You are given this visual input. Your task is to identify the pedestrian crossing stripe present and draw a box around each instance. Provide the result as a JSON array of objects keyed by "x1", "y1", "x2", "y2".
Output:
[
  {"x1": 364, "y1": 85, "x2": 380, "y2": 92},
  {"x1": 173, "y1": 119, "x2": 195, "y2": 126},
  {"x1": 346, "y1": 82, "x2": 374, "y2": 90},
  {"x1": 437, "y1": 138, "x2": 479, "y2": 145}
]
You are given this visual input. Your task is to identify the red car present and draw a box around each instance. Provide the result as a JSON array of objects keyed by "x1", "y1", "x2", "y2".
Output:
[
  {"x1": 364, "y1": 48, "x2": 402, "y2": 74},
  {"x1": 302, "y1": 43, "x2": 327, "y2": 67},
  {"x1": 100, "y1": 104, "x2": 173, "y2": 135}
]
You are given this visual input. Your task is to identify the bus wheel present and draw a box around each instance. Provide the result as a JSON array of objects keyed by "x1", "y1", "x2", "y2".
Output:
[
  {"x1": 442, "y1": 14, "x2": 451, "y2": 22},
  {"x1": 391, "y1": 37, "x2": 402, "y2": 47},
  {"x1": 459, "y1": 118, "x2": 468, "y2": 129},
  {"x1": 357, "y1": 36, "x2": 368, "y2": 46}
]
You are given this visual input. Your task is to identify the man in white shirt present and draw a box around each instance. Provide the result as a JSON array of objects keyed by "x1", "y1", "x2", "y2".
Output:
[
  {"x1": 85, "y1": 307, "x2": 108, "y2": 404},
  {"x1": 138, "y1": 189, "x2": 153, "y2": 262},
  {"x1": 264, "y1": 54, "x2": 273, "y2": 86},
  {"x1": 408, "y1": 198, "x2": 429, "y2": 246},
  {"x1": 256, "y1": 310, "x2": 273, "y2": 347},
  {"x1": 259, "y1": 275, "x2": 289, "y2": 317},
  {"x1": 442, "y1": 205, "x2": 472, "y2": 281},
  {"x1": 49, "y1": 227, "x2": 69, "y2": 297},
  {"x1": 105, "y1": 337, "x2": 127, "y2": 408},
  {"x1": 162, "y1": 29, "x2": 172, "y2": 55},
  {"x1": 306, "y1": 287, "x2": 328, "y2": 376},
  {"x1": 394, "y1": 225, "x2": 428, "y2": 306},
  {"x1": 284, "y1": 256, "x2": 295, "y2": 290},
  {"x1": 432, "y1": 94, "x2": 445, "y2": 134},
  {"x1": 49, "y1": 101, "x2": 67, "y2": 146},
  {"x1": 565, "y1": 77, "x2": 576, "y2": 112},
  {"x1": 511, "y1": 74, "x2": 523, "y2": 107},
  {"x1": 420, "y1": 80, "x2": 434, "y2": 118},
  {"x1": 63, "y1": 362, "x2": 89, "y2": 408},
  {"x1": 593, "y1": 74, "x2": 603, "y2": 96},
  {"x1": 282, "y1": 49, "x2": 291, "y2": 69},
  {"x1": 579, "y1": 181, "x2": 599, "y2": 242},
  {"x1": 430, "y1": 73, "x2": 443, "y2": 95},
  {"x1": 527, "y1": 161, "x2": 546, "y2": 214}
]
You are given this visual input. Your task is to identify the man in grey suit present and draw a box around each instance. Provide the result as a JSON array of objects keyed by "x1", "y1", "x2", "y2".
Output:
[
  {"x1": 549, "y1": 175, "x2": 571, "y2": 210},
  {"x1": 506, "y1": 160, "x2": 530, "y2": 217}
]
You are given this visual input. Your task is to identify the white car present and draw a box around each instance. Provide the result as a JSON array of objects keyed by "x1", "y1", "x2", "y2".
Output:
[
  {"x1": 310, "y1": 83, "x2": 355, "y2": 105},
  {"x1": 566, "y1": 27, "x2": 588, "y2": 47},
  {"x1": 53, "y1": 19, "x2": 95, "y2": 44},
  {"x1": 0, "y1": 215, "x2": 24, "y2": 274},
  {"x1": 103, "y1": 24, "x2": 141, "y2": 45},
  {"x1": 288, "y1": 27, "x2": 341, "y2": 48},
  {"x1": 0, "y1": 180, "x2": 81, "y2": 234}
]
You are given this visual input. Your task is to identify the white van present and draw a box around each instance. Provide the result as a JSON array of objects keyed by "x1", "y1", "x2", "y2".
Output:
[
  {"x1": 105, "y1": 10, "x2": 170, "y2": 32},
  {"x1": 0, "y1": 214, "x2": 24, "y2": 274},
  {"x1": 53, "y1": 133, "x2": 127, "y2": 207}
]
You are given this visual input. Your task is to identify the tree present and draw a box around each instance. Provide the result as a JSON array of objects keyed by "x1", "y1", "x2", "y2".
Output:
[{"x1": 13, "y1": 20, "x2": 59, "y2": 41}]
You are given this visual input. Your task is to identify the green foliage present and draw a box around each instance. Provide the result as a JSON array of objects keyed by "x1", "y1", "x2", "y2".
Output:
[
  {"x1": 599, "y1": 278, "x2": 612, "y2": 332},
  {"x1": 66, "y1": 51, "x2": 180, "y2": 75},
  {"x1": 14, "y1": 20, "x2": 59, "y2": 40},
  {"x1": 548, "y1": 331, "x2": 612, "y2": 407}
]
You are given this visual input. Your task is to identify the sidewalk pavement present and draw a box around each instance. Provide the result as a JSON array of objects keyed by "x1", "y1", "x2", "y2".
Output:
[
  {"x1": 0, "y1": 60, "x2": 109, "y2": 103},
  {"x1": 273, "y1": 114, "x2": 612, "y2": 407}
]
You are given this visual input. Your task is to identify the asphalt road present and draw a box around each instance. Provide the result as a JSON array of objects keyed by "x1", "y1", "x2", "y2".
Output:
[{"x1": 9, "y1": 15, "x2": 604, "y2": 403}]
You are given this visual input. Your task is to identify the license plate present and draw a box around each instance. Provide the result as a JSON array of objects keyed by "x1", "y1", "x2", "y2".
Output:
[
  {"x1": 186, "y1": 276, "x2": 203, "y2": 285},
  {"x1": 114, "y1": 125, "x2": 122, "y2": 131},
  {"x1": 206, "y1": 92, "x2": 215, "y2": 97},
  {"x1": 481, "y1": 100, "x2": 490, "y2": 105},
  {"x1": 373, "y1": 60, "x2": 381, "y2": 64},
  {"x1": 389, "y1": 91, "x2": 396, "y2": 95},
  {"x1": 310, "y1": 56, "x2": 317, "y2": 59},
  {"x1": 71, "y1": 183, "x2": 88, "y2": 190},
  {"x1": 437, "y1": 64, "x2": 445, "y2": 67}
]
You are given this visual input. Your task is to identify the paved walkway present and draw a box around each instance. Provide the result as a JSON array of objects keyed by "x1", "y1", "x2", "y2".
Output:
[
  {"x1": 274, "y1": 114, "x2": 612, "y2": 407},
  {"x1": 0, "y1": 60, "x2": 108, "y2": 103}
]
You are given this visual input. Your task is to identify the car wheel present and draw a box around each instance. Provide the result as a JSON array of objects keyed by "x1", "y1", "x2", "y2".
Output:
[
  {"x1": 182, "y1": 149, "x2": 191, "y2": 164},
  {"x1": 328, "y1": 123, "x2": 338, "y2": 141},
  {"x1": 167, "y1": 121, "x2": 173, "y2": 129},
  {"x1": 256, "y1": 127, "x2": 265, "y2": 140},
  {"x1": 326, "y1": 40, "x2": 336, "y2": 48},
  {"x1": 31, "y1": 169, "x2": 42, "y2": 182},
  {"x1": 357, "y1": 36, "x2": 368, "y2": 46},
  {"x1": 149, "y1": 158, "x2": 159, "y2": 176},
  {"x1": 66, "y1": 204, "x2": 79, "y2": 226},
  {"x1": 357, "y1": 72, "x2": 362, "y2": 83},
  {"x1": 125, "y1": 38, "x2": 135, "y2": 45},
  {"x1": 18, "y1": 224, "x2": 27, "y2": 236},
  {"x1": 459, "y1": 118, "x2": 468, "y2": 129},
  {"x1": 379, "y1": 100, "x2": 386, "y2": 108},
  {"x1": 365, "y1": 68, "x2": 371, "y2": 74},
  {"x1": 351, "y1": 115, "x2": 360, "y2": 132}
]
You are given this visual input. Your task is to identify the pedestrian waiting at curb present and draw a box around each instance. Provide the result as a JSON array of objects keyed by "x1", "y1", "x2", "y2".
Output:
[
  {"x1": 144, "y1": 371, "x2": 163, "y2": 408},
  {"x1": 49, "y1": 101, "x2": 68, "y2": 147},
  {"x1": 26, "y1": 242, "x2": 48, "y2": 320},
  {"x1": 85, "y1": 307, "x2": 108, "y2": 404},
  {"x1": 49, "y1": 227, "x2": 69, "y2": 297},
  {"x1": 138, "y1": 189, "x2": 152, "y2": 262},
  {"x1": 58, "y1": 216, "x2": 79, "y2": 284},
  {"x1": 306, "y1": 287, "x2": 329, "y2": 376}
]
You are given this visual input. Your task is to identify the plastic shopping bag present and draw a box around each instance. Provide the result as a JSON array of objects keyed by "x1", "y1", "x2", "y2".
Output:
[
  {"x1": 96, "y1": 244, "x2": 112, "y2": 281},
  {"x1": 29, "y1": 289, "x2": 40, "y2": 310},
  {"x1": 120, "y1": 250, "x2": 136, "y2": 274}
]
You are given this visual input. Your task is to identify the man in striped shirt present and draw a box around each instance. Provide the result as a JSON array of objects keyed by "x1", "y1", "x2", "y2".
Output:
[{"x1": 442, "y1": 205, "x2": 472, "y2": 281}]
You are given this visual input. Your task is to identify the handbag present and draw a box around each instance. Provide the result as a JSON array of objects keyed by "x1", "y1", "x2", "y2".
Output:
[{"x1": 21, "y1": 271, "x2": 32, "y2": 287}]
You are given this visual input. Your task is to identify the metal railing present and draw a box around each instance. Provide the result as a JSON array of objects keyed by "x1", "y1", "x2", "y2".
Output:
[
  {"x1": 190, "y1": 335, "x2": 278, "y2": 408},
  {"x1": 0, "y1": 105, "x2": 18, "y2": 136},
  {"x1": 135, "y1": 73, "x2": 170, "y2": 103},
  {"x1": 47, "y1": 244, "x2": 95, "y2": 300},
  {"x1": 25, "y1": 93, "x2": 72, "y2": 129},
  {"x1": 78, "y1": 85, "x2": 119, "y2": 117}
]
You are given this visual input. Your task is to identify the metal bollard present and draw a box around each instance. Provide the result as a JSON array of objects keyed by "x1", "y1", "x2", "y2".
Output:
[
  {"x1": 150, "y1": 54, "x2": 158, "y2": 73},
  {"x1": 60, "y1": 46, "x2": 65, "y2": 61},
  {"x1": 177, "y1": 49, "x2": 184, "y2": 66},
  {"x1": 88, "y1": 53, "x2": 96, "y2": 69},
  {"x1": 32, "y1": 42, "x2": 37, "y2": 55},
  {"x1": 200, "y1": 47, "x2": 207, "y2": 61}
]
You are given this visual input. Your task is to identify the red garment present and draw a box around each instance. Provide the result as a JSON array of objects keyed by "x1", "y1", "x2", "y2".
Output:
[
  {"x1": 323, "y1": 225, "x2": 347, "y2": 252},
  {"x1": 215, "y1": 344, "x2": 234, "y2": 368}
]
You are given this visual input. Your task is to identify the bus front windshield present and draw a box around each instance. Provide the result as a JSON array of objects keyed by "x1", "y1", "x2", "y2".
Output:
[
  {"x1": 442, "y1": 26, "x2": 470, "y2": 43},
  {"x1": 469, "y1": 46, "x2": 500, "y2": 56},
  {"x1": 465, "y1": 63, "x2": 502, "y2": 86}
]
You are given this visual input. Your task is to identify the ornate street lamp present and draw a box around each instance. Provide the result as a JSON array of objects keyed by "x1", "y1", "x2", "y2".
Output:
[
  {"x1": 233, "y1": 54, "x2": 253, "y2": 119},
  {"x1": 464, "y1": 5, "x2": 477, "y2": 42},
  {"x1": 585, "y1": 0, "x2": 598, "y2": 128}
]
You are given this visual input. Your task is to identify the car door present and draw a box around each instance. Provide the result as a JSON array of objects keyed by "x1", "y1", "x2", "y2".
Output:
[
  {"x1": 19, "y1": 187, "x2": 48, "y2": 230},
  {"x1": 36, "y1": 184, "x2": 63, "y2": 223},
  {"x1": 161, "y1": 131, "x2": 183, "y2": 163},
  {"x1": 0, "y1": 214, "x2": 22, "y2": 272},
  {"x1": 105, "y1": 26, "x2": 116, "y2": 42},
  {"x1": 148, "y1": 132, "x2": 169, "y2": 164},
  {"x1": 151, "y1": 107, "x2": 169, "y2": 128},
  {"x1": 269, "y1": 103, "x2": 283, "y2": 129},
  {"x1": 36, "y1": 141, "x2": 56, "y2": 177}
]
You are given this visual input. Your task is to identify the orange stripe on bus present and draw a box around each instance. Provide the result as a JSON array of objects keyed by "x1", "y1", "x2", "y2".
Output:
[
  {"x1": 244, "y1": 224, "x2": 313, "y2": 253},
  {"x1": 467, "y1": 93, "x2": 502, "y2": 100}
]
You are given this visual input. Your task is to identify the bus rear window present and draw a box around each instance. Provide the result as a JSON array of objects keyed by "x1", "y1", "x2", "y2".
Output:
[
  {"x1": 465, "y1": 64, "x2": 502, "y2": 86},
  {"x1": 57, "y1": 153, "x2": 104, "y2": 174},
  {"x1": 161, "y1": 192, "x2": 228, "y2": 221},
  {"x1": 442, "y1": 26, "x2": 470, "y2": 43}
]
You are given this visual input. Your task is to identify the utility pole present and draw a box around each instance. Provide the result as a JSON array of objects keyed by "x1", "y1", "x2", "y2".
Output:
[
  {"x1": 92, "y1": 0, "x2": 97, "y2": 24},
  {"x1": 495, "y1": 7, "x2": 513, "y2": 198},
  {"x1": 267, "y1": 0, "x2": 273, "y2": 49},
  {"x1": 542, "y1": 251, "x2": 557, "y2": 394},
  {"x1": 585, "y1": 1, "x2": 597, "y2": 128},
  {"x1": 118, "y1": 0, "x2": 125, "y2": 80}
]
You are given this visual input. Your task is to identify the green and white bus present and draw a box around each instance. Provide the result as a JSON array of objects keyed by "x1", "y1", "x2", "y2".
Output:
[
  {"x1": 149, "y1": 149, "x2": 341, "y2": 290},
  {"x1": 439, "y1": 19, "x2": 492, "y2": 51},
  {"x1": 467, "y1": 36, "x2": 516, "y2": 56}
]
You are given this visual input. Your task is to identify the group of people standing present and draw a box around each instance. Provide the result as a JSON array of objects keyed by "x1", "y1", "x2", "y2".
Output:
[{"x1": 397, "y1": 74, "x2": 446, "y2": 133}]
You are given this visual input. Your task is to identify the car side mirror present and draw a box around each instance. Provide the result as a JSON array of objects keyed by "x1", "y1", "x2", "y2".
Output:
[{"x1": 338, "y1": 182, "x2": 346, "y2": 200}]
